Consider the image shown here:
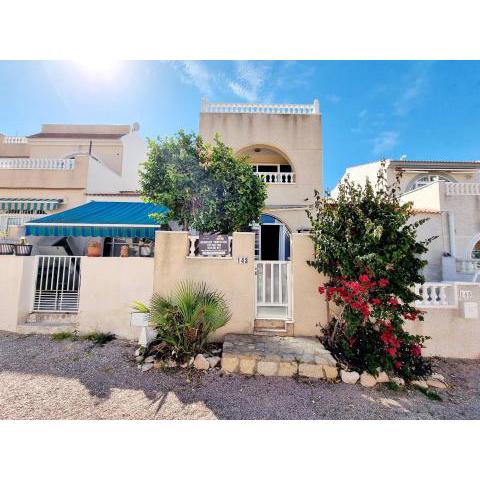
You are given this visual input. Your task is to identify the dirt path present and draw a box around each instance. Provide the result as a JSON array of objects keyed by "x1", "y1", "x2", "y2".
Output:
[{"x1": 0, "y1": 332, "x2": 478, "y2": 420}]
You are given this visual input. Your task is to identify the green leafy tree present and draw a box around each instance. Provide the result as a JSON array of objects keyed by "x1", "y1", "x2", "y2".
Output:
[
  {"x1": 307, "y1": 164, "x2": 434, "y2": 379},
  {"x1": 140, "y1": 131, "x2": 266, "y2": 233}
]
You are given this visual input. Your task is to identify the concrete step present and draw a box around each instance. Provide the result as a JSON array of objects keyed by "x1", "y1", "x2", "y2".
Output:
[
  {"x1": 254, "y1": 321, "x2": 294, "y2": 337},
  {"x1": 17, "y1": 322, "x2": 78, "y2": 335},
  {"x1": 26, "y1": 312, "x2": 78, "y2": 324}
]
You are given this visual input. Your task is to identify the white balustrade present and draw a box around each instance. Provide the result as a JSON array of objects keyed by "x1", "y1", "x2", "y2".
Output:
[
  {"x1": 445, "y1": 182, "x2": 480, "y2": 196},
  {"x1": 201, "y1": 99, "x2": 320, "y2": 115},
  {"x1": 456, "y1": 259, "x2": 480, "y2": 274},
  {"x1": 415, "y1": 283, "x2": 453, "y2": 307},
  {"x1": 254, "y1": 171, "x2": 296, "y2": 184},
  {"x1": 0, "y1": 158, "x2": 75, "y2": 170},
  {"x1": 2, "y1": 136, "x2": 28, "y2": 144}
]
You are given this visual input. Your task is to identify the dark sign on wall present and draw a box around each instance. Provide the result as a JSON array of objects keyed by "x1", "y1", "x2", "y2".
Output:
[{"x1": 198, "y1": 234, "x2": 230, "y2": 257}]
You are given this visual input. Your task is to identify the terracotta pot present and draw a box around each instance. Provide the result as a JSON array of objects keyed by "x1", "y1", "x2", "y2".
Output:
[
  {"x1": 120, "y1": 245, "x2": 129, "y2": 257},
  {"x1": 87, "y1": 241, "x2": 101, "y2": 257}
]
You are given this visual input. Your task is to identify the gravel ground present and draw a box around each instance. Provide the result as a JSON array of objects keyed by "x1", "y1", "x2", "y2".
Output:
[{"x1": 0, "y1": 331, "x2": 479, "y2": 420}]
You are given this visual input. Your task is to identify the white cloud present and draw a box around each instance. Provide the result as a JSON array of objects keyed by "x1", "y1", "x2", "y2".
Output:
[
  {"x1": 325, "y1": 94, "x2": 341, "y2": 103},
  {"x1": 176, "y1": 61, "x2": 215, "y2": 96},
  {"x1": 372, "y1": 131, "x2": 399, "y2": 155},
  {"x1": 226, "y1": 61, "x2": 270, "y2": 102},
  {"x1": 393, "y1": 66, "x2": 430, "y2": 116}
]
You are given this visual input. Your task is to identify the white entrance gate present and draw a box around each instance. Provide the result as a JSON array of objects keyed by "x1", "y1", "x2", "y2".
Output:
[
  {"x1": 33, "y1": 255, "x2": 82, "y2": 312},
  {"x1": 255, "y1": 261, "x2": 291, "y2": 319}
]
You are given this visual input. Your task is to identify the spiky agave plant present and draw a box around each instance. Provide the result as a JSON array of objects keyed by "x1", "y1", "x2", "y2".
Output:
[{"x1": 149, "y1": 280, "x2": 230, "y2": 358}]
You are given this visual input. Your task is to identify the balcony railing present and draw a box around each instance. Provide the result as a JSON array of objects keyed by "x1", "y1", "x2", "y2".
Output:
[
  {"x1": 2, "y1": 136, "x2": 28, "y2": 144},
  {"x1": 0, "y1": 158, "x2": 75, "y2": 170},
  {"x1": 254, "y1": 172, "x2": 295, "y2": 184},
  {"x1": 415, "y1": 283, "x2": 456, "y2": 308},
  {"x1": 456, "y1": 259, "x2": 480, "y2": 274},
  {"x1": 201, "y1": 98, "x2": 320, "y2": 115},
  {"x1": 445, "y1": 182, "x2": 480, "y2": 196}
]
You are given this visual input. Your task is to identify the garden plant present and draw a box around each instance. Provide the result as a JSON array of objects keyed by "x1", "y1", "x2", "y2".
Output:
[
  {"x1": 140, "y1": 131, "x2": 266, "y2": 234},
  {"x1": 308, "y1": 164, "x2": 434, "y2": 380},
  {"x1": 133, "y1": 280, "x2": 230, "y2": 361}
]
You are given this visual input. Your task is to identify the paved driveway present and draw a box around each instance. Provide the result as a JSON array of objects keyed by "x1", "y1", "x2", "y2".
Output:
[{"x1": 0, "y1": 332, "x2": 478, "y2": 420}]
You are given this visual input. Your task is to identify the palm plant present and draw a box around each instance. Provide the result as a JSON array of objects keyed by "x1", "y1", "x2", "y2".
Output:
[{"x1": 148, "y1": 281, "x2": 230, "y2": 359}]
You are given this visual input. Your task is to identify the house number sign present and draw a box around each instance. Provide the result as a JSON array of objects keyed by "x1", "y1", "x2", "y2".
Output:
[
  {"x1": 237, "y1": 256, "x2": 248, "y2": 264},
  {"x1": 458, "y1": 290, "x2": 473, "y2": 300},
  {"x1": 198, "y1": 234, "x2": 229, "y2": 257}
]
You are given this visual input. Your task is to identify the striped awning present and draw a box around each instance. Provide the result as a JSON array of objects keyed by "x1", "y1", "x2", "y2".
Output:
[
  {"x1": 0, "y1": 198, "x2": 62, "y2": 212},
  {"x1": 25, "y1": 201, "x2": 167, "y2": 239}
]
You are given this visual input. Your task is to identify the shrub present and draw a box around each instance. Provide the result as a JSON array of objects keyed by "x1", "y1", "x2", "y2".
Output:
[
  {"x1": 308, "y1": 163, "x2": 433, "y2": 380},
  {"x1": 143, "y1": 281, "x2": 230, "y2": 361},
  {"x1": 51, "y1": 331, "x2": 77, "y2": 341},
  {"x1": 82, "y1": 332, "x2": 116, "y2": 346}
]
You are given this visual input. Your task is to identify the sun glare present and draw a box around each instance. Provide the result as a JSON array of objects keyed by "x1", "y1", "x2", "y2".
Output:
[{"x1": 74, "y1": 59, "x2": 123, "y2": 79}]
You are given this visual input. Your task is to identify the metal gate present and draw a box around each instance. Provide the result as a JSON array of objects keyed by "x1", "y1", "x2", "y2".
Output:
[
  {"x1": 33, "y1": 256, "x2": 81, "y2": 312},
  {"x1": 255, "y1": 261, "x2": 291, "y2": 319}
]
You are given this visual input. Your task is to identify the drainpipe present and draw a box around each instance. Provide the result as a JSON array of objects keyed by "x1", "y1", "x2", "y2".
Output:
[{"x1": 447, "y1": 211, "x2": 456, "y2": 258}]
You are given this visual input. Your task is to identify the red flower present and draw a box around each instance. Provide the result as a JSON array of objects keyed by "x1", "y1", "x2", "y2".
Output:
[
  {"x1": 370, "y1": 298, "x2": 382, "y2": 306},
  {"x1": 388, "y1": 296, "x2": 399, "y2": 306},
  {"x1": 403, "y1": 311, "x2": 418, "y2": 321},
  {"x1": 378, "y1": 278, "x2": 389, "y2": 288},
  {"x1": 345, "y1": 281, "x2": 361, "y2": 294},
  {"x1": 358, "y1": 274, "x2": 370, "y2": 283},
  {"x1": 410, "y1": 344, "x2": 422, "y2": 357},
  {"x1": 318, "y1": 286, "x2": 325, "y2": 295},
  {"x1": 348, "y1": 336, "x2": 356, "y2": 347},
  {"x1": 387, "y1": 347, "x2": 397, "y2": 357},
  {"x1": 394, "y1": 361, "x2": 402, "y2": 370}
]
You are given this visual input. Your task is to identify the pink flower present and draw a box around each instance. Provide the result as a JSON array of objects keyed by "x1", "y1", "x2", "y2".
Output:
[
  {"x1": 388, "y1": 296, "x2": 399, "y2": 306},
  {"x1": 370, "y1": 298, "x2": 382, "y2": 306},
  {"x1": 358, "y1": 274, "x2": 370, "y2": 283},
  {"x1": 378, "y1": 278, "x2": 389, "y2": 288}
]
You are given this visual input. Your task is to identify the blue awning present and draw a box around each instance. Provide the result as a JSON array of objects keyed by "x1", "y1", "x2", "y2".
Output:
[{"x1": 25, "y1": 201, "x2": 167, "y2": 239}]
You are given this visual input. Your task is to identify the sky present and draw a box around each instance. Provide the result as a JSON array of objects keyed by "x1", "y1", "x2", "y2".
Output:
[{"x1": 1, "y1": 60, "x2": 480, "y2": 190}]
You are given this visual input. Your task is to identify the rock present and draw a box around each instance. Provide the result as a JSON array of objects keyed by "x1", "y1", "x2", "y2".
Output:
[
  {"x1": 188, "y1": 356, "x2": 195, "y2": 366},
  {"x1": 391, "y1": 377, "x2": 405, "y2": 387},
  {"x1": 427, "y1": 378, "x2": 447, "y2": 389},
  {"x1": 207, "y1": 356, "x2": 221, "y2": 368},
  {"x1": 144, "y1": 356, "x2": 155, "y2": 363},
  {"x1": 165, "y1": 359, "x2": 177, "y2": 368},
  {"x1": 298, "y1": 363, "x2": 324, "y2": 379},
  {"x1": 360, "y1": 372, "x2": 377, "y2": 387},
  {"x1": 376, "y1": 371, "x2": 389, "y2": 383},
  {"x1": 431, "y1": 372, "x2": 446, "y2": 382},
  {"x1": 193, "y1": 354, "x2": 210, "y2": 370},
  {"x1": 154, "y1": 359, "x2": 177, "y2": 369},
  {"x1": 323, "y1": 366, "x2": 339, "y2": 380},
  {"x1": 210, "y1": 348, "x2": 222, "y2": 355},
  {"x1": 135, "y1": 347, "x2": 143, "y2": 357},
  {"x1": 221, "y1": 356, "x2": 239, "y2": 373},
  {"x1": 341, "y1": 370, "x2": 360, "y2": 384},
  {"x1": 239, "y1": 357, "x2": 256, "y2": 375},
  {"x1": 411, "y1": 380, "x2": 428, "y2": 389},
  {"x1": 141, "y1": 363, "x2": 153, "y2": 372},
  {"x1": 135, "y1": 355, "x2": 144, "y2": 363},
  {"x1": 257, "y1": 361, "x2": 279, "y2": 376},
  {"x1": 181, "y1": 362, "x2": 189, "y2": 368},
  {"x1": 277, "y1": 361, "x2": 298, "y2": 377}
]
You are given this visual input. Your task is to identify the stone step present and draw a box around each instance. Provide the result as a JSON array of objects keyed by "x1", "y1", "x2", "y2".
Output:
[
  {"x1": 17, "y1": 322, "x2": 78, "y2": 335},
  {"x1": 254, "y1": 319, "x2": 287, "y2": 330}
]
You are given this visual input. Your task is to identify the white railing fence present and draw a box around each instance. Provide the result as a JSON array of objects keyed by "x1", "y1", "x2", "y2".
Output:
[
  {"x1": 33, "y1": 256, "x2": 81, "y2": 312},
  {"x1": 254, "y1": 172, "x2": 296, "y2": 184},
  {"x1": 415, "y1": 282, "x2": 455, "y2": 307},
  {"x1": 445, "y1": 183, "x2": 480, "y2": 196},
  {"x1": 2, "y1": 136, "x2": 28, "y2": 144},
  {"x1": 201, "y1": 98, "x2": 320, "y2": 115},
  {"x1": 187, "y1": 235, "x2": 233, "y2": 257},
  {"x1": 456, "y1": 259, "x2": 480, "y2": 274},
  {"x1": 0, "y1": 158, "x2": 75, "y2": 170},
  {"x1": 255, "y1": 261, "x2": 291, "y2": 319}
]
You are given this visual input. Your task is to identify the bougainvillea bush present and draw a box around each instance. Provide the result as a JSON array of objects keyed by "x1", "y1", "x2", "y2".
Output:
[{"x1": 307, "y1": 164, "x2": 434, "y2": 380}]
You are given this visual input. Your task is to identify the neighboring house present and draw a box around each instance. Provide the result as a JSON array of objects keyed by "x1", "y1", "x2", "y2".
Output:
[
  {"x1": 334, "y1": 158, "x2": 480, "y2": 282},
  {"x1": 199, "y1": 98, "x2": 322, "y2": 261},
  {"x1": 0, "y1": 123, "x2": 145, "y2": 239}
]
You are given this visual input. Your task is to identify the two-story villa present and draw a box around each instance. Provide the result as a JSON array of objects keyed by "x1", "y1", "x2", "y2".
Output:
[
  {"x1": 335, "y1": 158, "x2": 480, "y2": 282},
  {"x1": 199, "y1": 99, "x2": 322, "y2": 261},
  {"x1": 0, "y1": 123, "x2": 145, "y2": 238}
]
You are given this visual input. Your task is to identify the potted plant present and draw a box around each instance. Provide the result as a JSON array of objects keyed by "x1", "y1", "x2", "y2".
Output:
[
  {"x1": 87, "y1": 240, "x2": 101, "y2": 257},
  {"x1": 139, "y1": 239, "x2": 152, "y2": 257},
  {"x1": 14, "y1": 237, "x2": 32, "y2": 256}
]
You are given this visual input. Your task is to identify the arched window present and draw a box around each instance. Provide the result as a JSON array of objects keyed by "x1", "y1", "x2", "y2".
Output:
[{"x1": 406, "y1": 174, "x2": 455, "y2": 192}]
